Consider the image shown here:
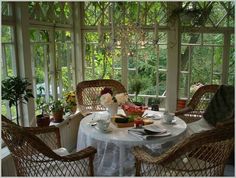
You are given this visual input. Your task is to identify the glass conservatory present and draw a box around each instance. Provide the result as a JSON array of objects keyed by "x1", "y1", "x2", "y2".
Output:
[{"x1": 1, "y1": 2, "x2": 235, "y2": 177}]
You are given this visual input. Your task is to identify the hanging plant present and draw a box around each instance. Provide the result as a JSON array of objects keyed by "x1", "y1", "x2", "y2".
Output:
[{"x1": 2, "y1": 76, "x2": 34, "y2": 125}]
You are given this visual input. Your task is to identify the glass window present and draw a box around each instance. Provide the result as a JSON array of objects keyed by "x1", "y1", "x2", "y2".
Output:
[
  {"x1": 55, "y1": 30, "x2": 74, "y2": 96},
  {"x1": 1, "y1": 25, "x2": 17, "y2": 121},
  {"x1": 28, "y1": 2, "x2": 72, "y2": 25},
  {"x1": 1, "y1": 2, "x2": 13, "y2": 16},
  {"x1": 84, "y1": 32, "x2": 120, "y2": 81},
  {"x1": 179, "y1": 33, "x2": 224, "y2": 100},
  {"x1": 228, "y1": 47, "x2": 235, "y2": 85},
  {"x1": 30, "y1": 29, "x2": 51, "y2": 115}
]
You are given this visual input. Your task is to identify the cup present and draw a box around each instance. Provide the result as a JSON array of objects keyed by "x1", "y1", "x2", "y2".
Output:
[
  {"x1": 163, "y1": 112, "x2": 174, "y2": 123},
  {"x1": 97, "y1": 119, "x2": 110, "y2": 131}
]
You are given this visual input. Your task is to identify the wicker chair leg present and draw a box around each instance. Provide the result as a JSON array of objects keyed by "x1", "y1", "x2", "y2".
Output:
[
  {"x1": 89, "y1": 155, "x2": 95, "y2": 176},
  {"x1": 135, "y1": 159, "x2": 141, "y2": 176}
]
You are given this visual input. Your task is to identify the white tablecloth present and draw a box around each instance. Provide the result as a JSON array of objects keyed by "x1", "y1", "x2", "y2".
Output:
[{"x1": 77, "y1": 110, "x2": 187, "y2": 176}]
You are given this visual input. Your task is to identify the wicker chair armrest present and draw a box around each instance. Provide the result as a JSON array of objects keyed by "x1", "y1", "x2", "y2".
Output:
[
  {"x1": 216, "y1": 119, "x2": 234, "y2": 128},
  {"x1": 61, "y1": 146, "x2": 97, "y2": 161},
  {"x1": 175, "y1": 107, "x2": 193, "y2": 116},
  {"x1": 132, "y1": 146, "x2": 169, "y2": 164},
  {"x1": 24, "y1": 125, "x2": 59, "y2": 134}
]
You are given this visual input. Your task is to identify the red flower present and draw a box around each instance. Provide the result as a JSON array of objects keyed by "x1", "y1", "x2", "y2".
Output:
[{"x1": 100, "y1": 87, "x2": 113, "y2": 96}]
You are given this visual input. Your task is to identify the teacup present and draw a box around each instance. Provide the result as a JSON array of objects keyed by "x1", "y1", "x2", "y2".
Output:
[
  {"x1": 97, "y1": 119, "x2": 110, "y2": 131},
  {"x1": 163, "y1": 112, "x2": 174, "y2": 123}
]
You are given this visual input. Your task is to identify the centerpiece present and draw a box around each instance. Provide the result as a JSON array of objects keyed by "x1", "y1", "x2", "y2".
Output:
[{"x1": 100, "y1": 87, "x2": 128, "y2": 116}]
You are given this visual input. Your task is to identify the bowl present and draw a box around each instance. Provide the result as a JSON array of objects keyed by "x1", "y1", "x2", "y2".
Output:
[{"x1": 124, "y1": 110, "x2": 144, "y2": 117}]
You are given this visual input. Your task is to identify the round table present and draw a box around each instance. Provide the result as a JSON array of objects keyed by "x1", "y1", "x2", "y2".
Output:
[{"x1": 77, "y1": 110, "x2": 187, "y2": 176}]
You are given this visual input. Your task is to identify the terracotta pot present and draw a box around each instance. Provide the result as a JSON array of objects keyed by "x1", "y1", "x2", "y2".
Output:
[
  {"x1": 36, "y1": 114, "x2": 50, "y2": 127},
  {"x1": 53, "y1": 109, "x2": 64, "y2": 123},
  {"x1": 151, "y1": 104, "x2": 159, "y2": 111},
  {"x1": 177, "y1": 99, "x2": 187, "y2": 111}
]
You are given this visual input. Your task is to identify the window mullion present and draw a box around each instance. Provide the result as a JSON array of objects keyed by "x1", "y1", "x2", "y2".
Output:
[
  {"x1": 49, "y1": 30, "x2": 57, "y2": 100},
  {"x1": 222, "y1": 33, "x2": 230, "y2": 84},
  {"x1": 44, "y1": 45, "x2": 50, "y2": 102}
]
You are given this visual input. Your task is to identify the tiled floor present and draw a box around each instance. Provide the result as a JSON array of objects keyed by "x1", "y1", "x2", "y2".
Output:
[{"x1": 224, "y1": 164, "x2": 235, "y2": 176}]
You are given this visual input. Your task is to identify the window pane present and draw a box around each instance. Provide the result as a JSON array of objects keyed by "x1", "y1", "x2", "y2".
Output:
[
  {"x1": 28, "y1": 2, "x2": 72, "y2": 25},
  {"x1": 55, "y1": 30, "x2": 74, "y2": 96},
  {"x1": 181, "y1": 33, "x2": 201, "y2": 45},
  {"x1": 228, "y1": 47, "x2": 235, "y2": 85},
  {"x1": 1, "y1": 25, "x2": 16, "y2": 121},
  {"x1": 179, "y1": 32, "x2": 225, "y2": 101},
  {"x1": 1, "y1": 2, "x2": 13, "y2": 16},
  {"x1": 203, "y1": 34, "x2": 223, "y2": 45},
  {"x1": 84, "y1": 32, "x2": 119, "y2": 80}
]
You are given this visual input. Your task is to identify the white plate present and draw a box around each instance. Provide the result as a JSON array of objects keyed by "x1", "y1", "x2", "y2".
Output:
[
  {"x1": 95, "y1": 126, "x2": 112, "y2": 133},
  {"x1": 162, "y1": 119, "x2": 176, "y2": 124},
  {"x1": 144, "y1": 114, "x2": 161, "y2": 120}
]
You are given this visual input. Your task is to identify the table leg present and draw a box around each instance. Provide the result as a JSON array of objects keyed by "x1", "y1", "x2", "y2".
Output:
[{"x1": 119, "y1": 145, "x2": 125, "y2": 176}]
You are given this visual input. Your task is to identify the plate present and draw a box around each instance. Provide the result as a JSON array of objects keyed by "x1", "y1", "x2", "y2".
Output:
[
  {"x1": 144, "y1": 114, "x2": 161, "y2": 120},
  {"x1": 95, "y1": 126, "x2": 112, "y2": 133},
  {"x1": 162, "y1": 119, "x2": 176, "y2": 124}
]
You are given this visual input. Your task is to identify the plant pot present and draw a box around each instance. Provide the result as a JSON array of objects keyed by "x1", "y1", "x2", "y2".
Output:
[
  {"x1": 177, "y1": 99, "x2": 187, "y2": 111},
  {"x1": 151, "y1": 104, "x2": 159, "y2": 111},
  {"x1": 52, "y1": 109, "x2": 64, "y2": 123},
  {"x1": 36, "y1": 114, "x2": 50, "y2": 127}
]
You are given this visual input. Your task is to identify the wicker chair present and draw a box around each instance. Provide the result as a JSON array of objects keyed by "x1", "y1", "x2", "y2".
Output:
[
  {"x1": 2, "y1": 116, "x2": 97, "y2": 176},
  {"x1": 132, "y1": 125, "x2": 234, "y2": 176},
  {"x1": 2, "y1": 115, "x2": 61, "y2": 150},
  {"x1": 76, "y1": 79, "x2": 126, "y2": 114},
  {"x1": 175, "y1": 84, "x2": 220, "y2": 123}
]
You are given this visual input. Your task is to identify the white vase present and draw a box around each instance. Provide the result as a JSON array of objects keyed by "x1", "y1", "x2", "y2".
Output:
[{"x1": 107, "y1": 103, "x2": 118, "y2": 116}]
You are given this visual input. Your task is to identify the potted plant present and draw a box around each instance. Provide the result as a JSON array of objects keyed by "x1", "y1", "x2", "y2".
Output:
[
  {"x1": 50, "y1": 100, "x2": 64, "y2": 123},
  {"x1": 35, "y1": 86, "x2": 51, "y2": 127},
  {"x1": 64, "y1": 91, "x2": 77, "y2": 114},
  {"x1": 129, "y1": 76, "x2": 145, "y2": 106},
  {"x1": 2, "y1": 76, "x2": 34, "y2": 125},
  {"x1": 149, "y1": 98, "x2": 160, "y2": 111}
]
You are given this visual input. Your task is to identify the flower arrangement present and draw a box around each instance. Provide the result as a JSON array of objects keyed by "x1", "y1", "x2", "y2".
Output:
[
  {"x1": 100, "y1": 87, "x2": 128, "y2": 108},
  {"x1": 64, "y1": 91, "x2": 77, "y2": 112}
]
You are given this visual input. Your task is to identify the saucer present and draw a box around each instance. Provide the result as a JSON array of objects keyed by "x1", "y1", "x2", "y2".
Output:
[
  {"x1": 95, "y1": 126, "x2": 112, "y2": 133},
  {"x1": 162, "y1": 119, "x2": 176, "y2": 124}
]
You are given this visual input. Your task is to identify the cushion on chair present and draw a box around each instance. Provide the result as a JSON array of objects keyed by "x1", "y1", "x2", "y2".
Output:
[
  {"x1": 203, "y1": 85, "x2": 234, "y2": 126},
  {"x1": 187, "y1": 118, "x2": 215, "y2": 136},
  {"x1": 53, "y1": 147, "x2": 69, "y2": 156}
]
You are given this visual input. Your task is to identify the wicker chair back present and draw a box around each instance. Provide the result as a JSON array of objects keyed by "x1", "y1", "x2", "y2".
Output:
[
  {"x1": 175, "y1": 84, "x2": 220, "y2": 123},
  {"x1": 76, "y1": 79, "x2": 126, "y2": 114}
]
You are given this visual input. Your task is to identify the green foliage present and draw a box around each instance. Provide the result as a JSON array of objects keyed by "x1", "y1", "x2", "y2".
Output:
[
  {"x1": 2, "y1": 76, "x2": 34, "y2": 125},
  {"x1": 50, "y1": 100, "x2": 64, "y2": 113},
  {"x1": 129, "y1": 76, "x2": 145, "y2": 102},
  {"x1": 148, "y1": 97, "x2": 160, "y2": 106},
  {"x1": 36, "y1": 86, "x2": 50, "y2": 115},
  {"x1": 2, "y1": 76, "x2": 34, "y2": 107}
]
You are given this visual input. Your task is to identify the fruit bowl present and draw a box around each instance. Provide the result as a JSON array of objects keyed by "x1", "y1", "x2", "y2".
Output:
[{"x1": 122, "y1": 103, "x2": 148, "y2": 117}]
